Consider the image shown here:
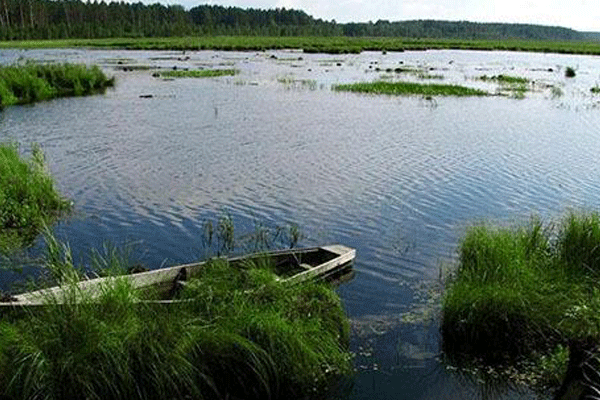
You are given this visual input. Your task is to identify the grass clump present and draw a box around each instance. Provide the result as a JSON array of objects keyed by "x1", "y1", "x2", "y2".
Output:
[
  {"x1": 478, "y1": 74, "x2": 531, "y2": 99},
  {"x1": 156, "y1": 69, "x2": 238, "y2": 78},
  {"x1": 0, "y1": 63, "x2": 114, "y2": 108},
  {"x1": 0, "y1": 144, "x2": 71, "y2": 253},
  {"x1": 442, "y1": 213, "x2": 600, "y2": 389},
  {"x1": 590, "y1": 86, "x2": 600, "y2": 94},
  {"x1": 565, "y1": 66, "x2": 576, "y2": 78},
  {"x1": 0, "y1": 237, "x2": 352, "y2": 400},
  {"x1": 332, "y1": 81, "x2": 487, "y2": 97}
]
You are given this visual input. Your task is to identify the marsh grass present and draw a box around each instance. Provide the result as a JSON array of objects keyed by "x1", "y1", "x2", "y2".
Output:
[
  {"x1": 6, "y1": 37, "x2": 600, "y2": 56},
  {"x1": 333, "y1": 81, "x2": 487, "y2": 97},
  {"x1": 442, "y1": 212, "x2": 600, "y2": 389},
  {"x1": 0, "y1": 144, "x2": 71, "y2": 253},
  {"x1": 0, "y1": 234, "x2": 352, "y2": 400},
  {"x1": 157, "y1": 69, "x2": 238, "y2": 78},
  {"x1": 478, "y1": 75, "x2": 531, "y2": 98},
  {"x1": 0, "y1": 63, "x2": 114, "y2": 108}
]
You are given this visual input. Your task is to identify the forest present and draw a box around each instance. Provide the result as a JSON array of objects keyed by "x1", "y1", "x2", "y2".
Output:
[{"x1": 0, "y1": 0, "x2": 594, "y2": 42}]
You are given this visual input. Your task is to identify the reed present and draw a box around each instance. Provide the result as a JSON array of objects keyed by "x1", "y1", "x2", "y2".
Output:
[
  {"x1": 332, "y1": 81, "x2": 488, "y2": 97},
  {"x1": 0, "y1": 63, "x2": 114, "y2": 108},
  {"x1": 0, "y1": 235, "x2": 352, "y2": 400},
  {"x1": 442, "y1": 213, "x2": 600, "y2": 386},
  {"x1": 0, "y1": 144, "x2": 71, "y2": 253}
]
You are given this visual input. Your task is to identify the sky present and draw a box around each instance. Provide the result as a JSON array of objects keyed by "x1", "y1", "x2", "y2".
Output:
[{"x1": 126, "y1": 0, "x2": 600, "y2": 32}]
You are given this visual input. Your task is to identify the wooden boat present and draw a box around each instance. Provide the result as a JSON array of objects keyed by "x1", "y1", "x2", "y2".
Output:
[{"x1": 0, "y1": 244, "x2": 355, "y2": 308}]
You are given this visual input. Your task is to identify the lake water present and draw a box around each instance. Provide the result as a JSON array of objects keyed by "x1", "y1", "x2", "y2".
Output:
[{"x1": 3, "y1": 47, "x2": 600, "y2": 399}]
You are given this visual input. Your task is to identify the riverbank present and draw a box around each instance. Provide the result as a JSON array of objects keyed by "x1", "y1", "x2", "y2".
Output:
[
  {"x1": 0, "y1": 144, "x2": 71, "y2": 253},
  {"x1": 442, "y1": 213, "x2": 600, "y2": 391},
  {"x1": 3, "y1": 36, "x2": 600, "y2": 55},
  {"x1": 0, "y1": 238, "x2": 352, "y2": 400}
]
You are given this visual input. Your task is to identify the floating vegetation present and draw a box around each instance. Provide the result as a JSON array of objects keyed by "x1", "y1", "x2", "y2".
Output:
[
  {"x1": 0, "y1": 233, "x2": 352, "y2": 400},
  {"x1": 442, "y1": 213, "x2": 600, "y2": 392},
  {"x1": 0, "y1": 62, "x2": 114, "y2": 108},
  {"x1": 478, "y1": 74, "x2": 531, "y2": 99},
  {"x1": 0, "y1": 143, "x2": 71, "y2": 253},
  {"x1": 565, "y1": 66, "x2": 576, "y2": 78},
  {"x1": 277, "y1": 76, "x2": 318, "y2": 90},
  {"x1": 332, "y1": 81, "x2": 487, "y2": 97},
  {"x1": 156, "y1": 69, "x2": 238, "y2": 78},
  {"x1": 479, "y1": 74, "x2": 530, "y2": 85},
  {"x1": 591, "y1": 86, "x2": 600, "y2": 94}
]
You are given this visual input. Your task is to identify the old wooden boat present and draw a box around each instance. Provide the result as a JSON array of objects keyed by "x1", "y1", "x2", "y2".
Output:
[{"x1": 0, "y1": 244, "x2": 355, "y2": 308}]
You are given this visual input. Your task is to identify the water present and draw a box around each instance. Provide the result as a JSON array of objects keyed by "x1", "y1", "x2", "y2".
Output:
[{"x1": 3, "y1": 47, "x2": 600, "y2": 399}]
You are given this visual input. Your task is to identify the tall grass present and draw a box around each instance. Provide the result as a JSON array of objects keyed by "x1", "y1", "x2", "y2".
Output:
[
  {"x1": 0, "y1": 144, "x2": 71, "y2": 253},
  {"x1": 0, "y1": 235, "x2": 352, "y2": 400},
  {"x1": 0, "y1": 63, "x2": 114, "y2": 108},
  {"x1": 442, "y1": 213, "x2": 600, "y2": 381}
]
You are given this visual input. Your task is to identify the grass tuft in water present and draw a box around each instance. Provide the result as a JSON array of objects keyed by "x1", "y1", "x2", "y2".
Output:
[
  {"x1": 0, "y1": 234, "x2": 352, "y2": 400},
  {"x1": 442, "y1": 212, "x2": 600, "y2": 390},
  {"x1": 332, "y1": 81, "x2": 487, "y2": 97},
  {"x1": 156, "y1": 69, "x2": 238, "y2": 78},
  {"x1": 0, "y1": 144, "x2": 71, "y2": 253},
  {"x1": 0, "y1": 63, "x2": 114, "y2": 108},
  {"x1": 565, "y1": 66, "x2": 576, "y2": 78}
]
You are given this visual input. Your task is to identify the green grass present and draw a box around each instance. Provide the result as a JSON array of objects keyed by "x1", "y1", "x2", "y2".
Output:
[
  {"x1": 0, "y1": 236, "x2": 352, "y2": 400},
  {"x1": 478, "y1": 75, "x2": 531, "y2": 99},
  {"x1": 0, "y1": 144, "x2": 71, "y2": 253},
  {"x1": 156, "y1": 69, "x2": 238, "y2": 78},
  {"x1": 442, "y1": 213, "x2": 600, "y2": 388},
  {"x1": 0, "y1": 63, "x2": 114, "y2": 108},
  {"x1": 4, "y1": 36, "x2": 600, "y2": 56},
  {"x1": 478, "y1": 74, "x2": 530, "y2": 85},
  {"x1": 332, "y1": 81, "x2": 488, "y2": 97}
]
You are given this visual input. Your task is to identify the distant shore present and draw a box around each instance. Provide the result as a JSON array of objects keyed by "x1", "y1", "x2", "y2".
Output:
[{"x1": 3, "y1": 36, "x2": 600, "y2": 55}]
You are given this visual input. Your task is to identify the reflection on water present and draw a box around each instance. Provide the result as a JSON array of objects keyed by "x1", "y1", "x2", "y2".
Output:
[{"x1": 2, "y1": 48, "x2": 600, "y2": 399}]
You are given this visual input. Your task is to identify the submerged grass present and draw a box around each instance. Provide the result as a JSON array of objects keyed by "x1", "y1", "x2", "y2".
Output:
[
  {"x1": 0, "y1": 144, "x2": 71, "y2": 253},
  {"x1": 0, "y1": 236, "x2": 352, "y2": 400},
  {"x1": 332, "y1": 81, "x2": 488, "y2": 97},
  {"x1": 442, "y1": 212, "x2": 600, "y2": 389},
  {"x1": 0, "y1": 63, "x2": 114, "y2": 108},
  {"x1": 156, "y1": 69, "x2": 238, "y2": 78}
]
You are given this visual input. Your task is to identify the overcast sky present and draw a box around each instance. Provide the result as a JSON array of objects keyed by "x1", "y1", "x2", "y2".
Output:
[{"x1": 127, "y1": 0, "x2": 600, "y2": 32}]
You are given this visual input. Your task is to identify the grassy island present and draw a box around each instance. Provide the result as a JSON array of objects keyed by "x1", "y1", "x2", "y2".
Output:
[
  {"x1": 156, "y1": 69, "x2": 239, "y2": 78},
  {"x1": 0, "y1": 63, "x2": 114, "y2": 108},
  {"x1": 442, "y1": 213, "x2": 600, "y2": 389},
  {"x1": 0, "y1": 242, "x2": 352, "y2": 400},
  {"x1": 333, "y1": 81, "x2": 488, "y2": 97},
  {"x1": 0, "y1": 144, "x2": 71, "y2": 253}
]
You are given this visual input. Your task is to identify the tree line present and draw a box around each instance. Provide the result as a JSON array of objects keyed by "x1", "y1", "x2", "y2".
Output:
[{"x1": 0, "y1": 0, "x2": 588, "y2": 42}]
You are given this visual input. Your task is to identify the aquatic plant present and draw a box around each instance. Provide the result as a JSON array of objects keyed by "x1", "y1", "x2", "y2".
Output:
[
  {"x1": 0, "y1": 144, "x2": 71, "y2": 253},
  {"x1": 0, "y1": 234, "x2": 352, "y2": 400},
  {"x1": 0, "y1": 63, "x2": 114, "y2": 108},
  {"x1": 332, "y1": 81, "x2": 487, "y2": 97},
  {"x1": 442, "y1": 212, "x2": 600, "y2": 391},
  {"x1": 478, "y1": 75, "x2": 531, "y2": 98},
  {"x1": 565, "y1": 66, "x2": 576, "y2": 78},
  {"x1": 591, "y1": 86, "x2": 600, "y2": 94},
  {"x1": 156, "y1": 69, "x2": 238, "y2": 78},
  {"x1": 478, "y1": 74, "x2": 529, "y2": 85}
]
